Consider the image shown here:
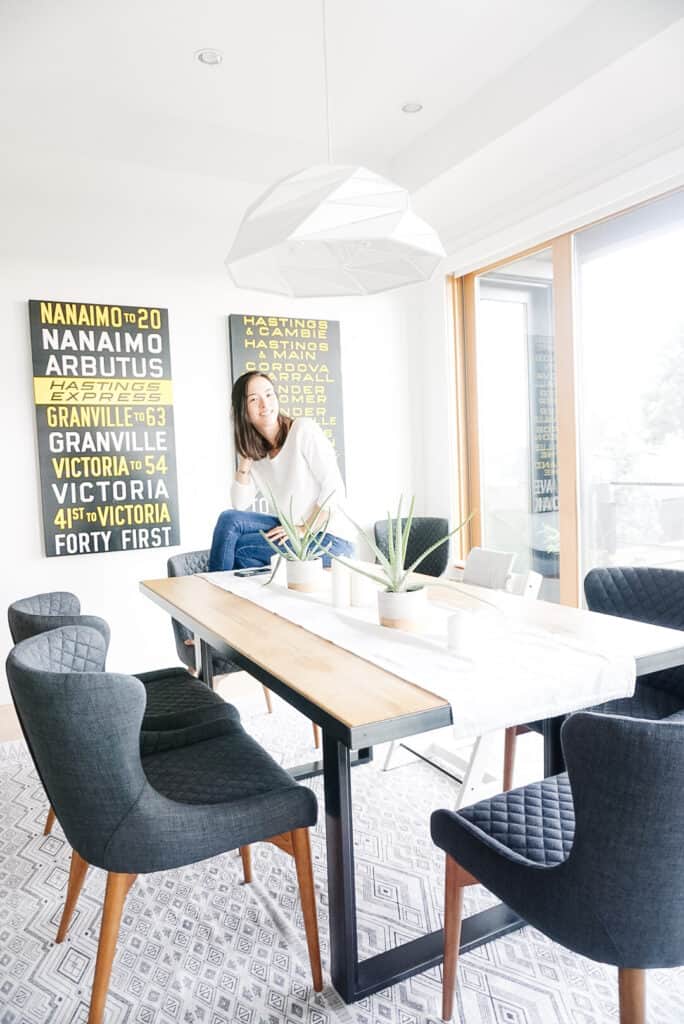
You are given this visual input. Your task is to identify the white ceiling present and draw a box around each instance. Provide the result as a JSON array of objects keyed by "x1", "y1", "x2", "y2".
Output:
[{"x1": 2, "y1": 0, "x2": 684, "y2": 266}]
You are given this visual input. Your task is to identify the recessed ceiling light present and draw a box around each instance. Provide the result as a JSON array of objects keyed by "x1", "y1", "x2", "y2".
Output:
[
  {"x1": 195, "y1": 48, "x2": 223, "y2": 66},
  {"x1": 401, "y1": 102, "x2": 423, "y2": 114}
]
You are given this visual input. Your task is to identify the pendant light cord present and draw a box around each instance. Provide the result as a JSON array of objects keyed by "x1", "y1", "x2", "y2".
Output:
[{"x1": 322, "y1": 0, "x2": 332, "y2": 163}]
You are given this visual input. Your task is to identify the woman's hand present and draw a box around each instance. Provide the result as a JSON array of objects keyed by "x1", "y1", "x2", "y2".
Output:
[
  {"x1": 265, "y1": 523, "x2": 304, "y2": 544},
  {"x1": 265, "y1": 524, "x2": 290, "y2": 544},
  {"x1": 235, "y1": 458, "x2": 252, "y2": 482}
]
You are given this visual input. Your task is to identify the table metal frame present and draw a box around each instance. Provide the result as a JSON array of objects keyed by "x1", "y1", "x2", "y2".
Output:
[
  {"x1": 195, "y1": 637, "x2": 534, "y2": 1001},
  {"x1": 143, "y1": 579, "x2": 681, "y2": 1003}
]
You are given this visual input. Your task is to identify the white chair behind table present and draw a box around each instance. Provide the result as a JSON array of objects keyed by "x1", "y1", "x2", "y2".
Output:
[
  {"x1": 508, "y1": 570, "x2": 543, "y2": 599},
  {"x1": 383, "y1": 549, "x2": 542, "y2": 809},
  {"x1": 461, "y1": 547, "x2": 516, "y2": 590}
]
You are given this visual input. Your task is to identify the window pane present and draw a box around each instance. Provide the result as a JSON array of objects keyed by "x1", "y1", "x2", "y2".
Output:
[
  {"x1": 475, "y1": 249, "x2": 559, "y2": 601},
  {"x1": 576, "y1": 190, "x2": 684, "y2": 579}
]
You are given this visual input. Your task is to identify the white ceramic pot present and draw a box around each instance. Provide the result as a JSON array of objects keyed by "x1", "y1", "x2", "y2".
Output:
[
  {"x1": 377, "y1": 586, "x2": 427, "y2": 631},
  {"x1": 286, "y1": 558, "x2": 324, "y2": 592}
]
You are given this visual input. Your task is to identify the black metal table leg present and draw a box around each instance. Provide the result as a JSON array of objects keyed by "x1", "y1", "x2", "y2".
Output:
[
  {"x1": 183, "y1": 626, "x2": 527, "y2": 1001},
  {"x1": 289, "y1": 746, "x2": 372, "y2": 781},
  {"x1": 543, "y1": 715, "x2": 566, "y2": 776},
  {"x1": 353, "y1": 904, "x2": 523, "y2": 1001},
  {"x1": 198, "y1": 639, "x2": 215, "y2": 689},
  {"x1": 321, "y1": 734, "x2": 525, "y2": 1002},
  {"x1": 323, "y1": 734, "x2": 359, "y2": 1001}
]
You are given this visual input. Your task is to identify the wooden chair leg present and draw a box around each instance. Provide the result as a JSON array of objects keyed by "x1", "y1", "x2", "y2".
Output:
[
  {"x1": 442, "y1": 855, "x2": 468, "y2": 1021},
  {"x1": 503, "y1": 727, "x2": 517, "y2": 791},
  {"x1": 290, "y1": 828, "x2": 323, "y2": 992},
  {"x1": 618, "y1": 967, "x2": 645, "y2": 1024},
  {"x1": 43, "y1": 805, "x2": 56, "y2": 835},
  {"x1": 88, "y1": 871, "x2": 137, "y2": 1024},
  {"x1": 56, "y1": 851, "x2": 89, "y2": 943},
  {"x1": 261, "y1": 685, "x2": 273, "y2": 714},
  {"x1": 240, "y1": 845, "x2": 252, "y2": 883},
  {"x1": 312, "y1": 722, "x2": 321, "y2": 749}
]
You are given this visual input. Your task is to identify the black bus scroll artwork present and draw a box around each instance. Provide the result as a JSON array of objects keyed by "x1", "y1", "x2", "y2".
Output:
[
  {"x1": 29, "y1": 299, "x2": 181, "y2": 557},
  {"x1": 228, "y1": 314, "x2": 346, "y2": 511}
]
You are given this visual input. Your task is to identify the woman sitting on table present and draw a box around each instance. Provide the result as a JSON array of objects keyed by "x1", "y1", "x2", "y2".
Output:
[{"x1": 209, "y1": 371, "x2": 355, "y2": 571}]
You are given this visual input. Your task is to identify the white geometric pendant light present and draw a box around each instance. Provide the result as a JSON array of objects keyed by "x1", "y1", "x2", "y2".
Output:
[
  {"x1": 225, "y1": 0, "x2": 445, "y2": 297},
  {"x1": 225, "y1": 163, "x2": 446, "y2": 296}
]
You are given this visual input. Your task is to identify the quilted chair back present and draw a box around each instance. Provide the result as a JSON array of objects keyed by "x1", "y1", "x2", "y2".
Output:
[
  {"x1": 6, "y1": 626, "x2": 147, "y2": 868},
  {"x1": 584, "y1": 566, "x2": 684, "y2": 631},
  {"x1": 167, "y1": 549, "x2": 210, "y2": 669},
  {"x1": 166, "y1": 550, "x2": 240, "y2": 676},
  {"x1": 374, "y1": 517, "x2": 449, "y2": 578},
  {"x1": 561, "y1": 711, "x2": 684, "y2": 967},
  {"x1": 585, "y1": 566, "x2": 684, "y2": 699},
  {"x1": 8, "y1": 591, "x2": 111, "y2": 649}
]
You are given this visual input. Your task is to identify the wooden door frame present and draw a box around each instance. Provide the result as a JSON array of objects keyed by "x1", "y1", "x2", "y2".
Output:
[
  {"x1": 452, "y1": 236, "x2": 579, "y2": 605},
  {"x1": 451, "y1": 185, "x2": 684, "y2": 608}
]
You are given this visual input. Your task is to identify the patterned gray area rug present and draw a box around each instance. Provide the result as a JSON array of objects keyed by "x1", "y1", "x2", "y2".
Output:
[{"x1": 1, "y1": 693, "x2": 683, "y2": 1024}]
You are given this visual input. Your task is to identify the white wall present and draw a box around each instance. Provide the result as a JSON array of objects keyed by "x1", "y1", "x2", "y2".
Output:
[
  {"x1": 0, "y1": 164, "x2": 417, "y2": 703},
  {"x1": 4, "y1": 131, "x2": 683, "y2": 706},
  {"x1": 391, "y1": 279, "x2": 458, "y2": 523}
]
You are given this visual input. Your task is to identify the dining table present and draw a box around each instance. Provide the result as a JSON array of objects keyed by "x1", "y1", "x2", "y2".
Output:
[{"x1": 140, "y1": 567, "x2": 684, "y2": 1003}]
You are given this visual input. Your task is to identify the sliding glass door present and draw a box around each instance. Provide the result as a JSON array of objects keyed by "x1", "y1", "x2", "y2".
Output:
[
  {"x1": 575, "y1": 190, "x2": 684, "y2": 577},
  {"x1": 458, "y1": 188, "x2": 684, "y2": 606},
  {"x1": 473, "y1": 249, "x2": 560, "y2": 600}
]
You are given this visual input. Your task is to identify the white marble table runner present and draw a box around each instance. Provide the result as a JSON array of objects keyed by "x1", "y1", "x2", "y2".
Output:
[{"x1": 202, "y1": 570, "x2": 636, "y2": 740}]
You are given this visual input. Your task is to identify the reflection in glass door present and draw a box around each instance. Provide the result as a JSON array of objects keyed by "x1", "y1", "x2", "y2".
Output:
[{"x1": 475, "y1": 249, "x2": 559, "y2": 601}]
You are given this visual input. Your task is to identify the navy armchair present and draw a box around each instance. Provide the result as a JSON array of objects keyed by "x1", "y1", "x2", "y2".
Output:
[
  {"x1": 7, "y1": 626, "x2": 322, "y2": 1023},
  {"x1": 374, "y1": 516, "x2": 450, "y2": 578},
  {"x1": 168, "y1": 549, "x2": 322, "y2": 747},
  {"x1": 9, "y1": 590, "x2": 111, "y2": 645},
  {"x1": 167, "y1": 549, "x2": 244, "y2": 678},
  {"x1": 8, "y1": 592, "x2": 240, "y2": 834},
  {"x1": 503, "y1": 565, "x2": 684, "y2": 791},
  {"x1": 432, "y1": 711, "x2": 684, "y2": 1022},
  {"x1": 167, "y1": 548, "x2": 274, "y2": 700},
  {"x1": 584, "y1": 566, "x2": 684, "y2": 718}
]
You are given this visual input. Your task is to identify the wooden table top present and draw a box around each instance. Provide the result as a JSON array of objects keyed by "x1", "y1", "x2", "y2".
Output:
[
  {"x1": 141, "y1": 570, "x2": 684, "y2": 742},
  {"x1": 141, "y1": 574, "x2": 449, "y2": 735}
]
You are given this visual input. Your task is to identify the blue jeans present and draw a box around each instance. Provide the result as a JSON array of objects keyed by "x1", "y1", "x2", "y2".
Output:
[{"x1": 208, "y1": 509, "x2": 353, "y2": 571}]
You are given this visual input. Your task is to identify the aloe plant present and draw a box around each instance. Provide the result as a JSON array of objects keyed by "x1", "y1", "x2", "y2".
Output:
[
  {"x1": 260, "y1": 490, "x2": 334, "y2": 576},
  {"x1": 338, "y1": 496, "x2": 474, "y2": 592}
]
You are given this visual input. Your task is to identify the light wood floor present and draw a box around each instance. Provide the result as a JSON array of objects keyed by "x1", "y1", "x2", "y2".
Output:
[{"x1": 0, "y1": 702, "x2": 20, "y2": 741}]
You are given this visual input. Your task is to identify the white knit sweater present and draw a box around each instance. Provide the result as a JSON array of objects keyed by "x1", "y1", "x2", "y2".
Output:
[{"x1": 230, "y1": 418, "x2": 354, "y2": 541}]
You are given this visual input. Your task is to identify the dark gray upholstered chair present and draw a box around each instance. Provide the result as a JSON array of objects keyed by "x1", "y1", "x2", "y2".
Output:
[
  {"x1": 167, "y1": 549, "x2": 242, "y2": 676},
  {"x1": 584, "y1": 566, "x2": 684, "y2": 718},
  {"x1": 6, "y1": 626, "x2": 322, "y2": 1024},
  {"x1": 373, "y1": 516, "x2": 450, "y2": 578},
  {"x1": 432, "y1": 711, "x2": 684, "y2": 1023},
  {"x1": 167, "y1": 549, "x2": 274, "y2": 704},
  {"x1": 8, "y1": 592, "x2": 240, "y2": 834},
  {"x1": 9, "y1": 591, "x2": 111, "y2": 646},
  {"x1": 503, "y1": 565, "x2": 684, "y2": 791},
  {"x1": 166, "y1": 551, "x2": 323, "y2": 745}
]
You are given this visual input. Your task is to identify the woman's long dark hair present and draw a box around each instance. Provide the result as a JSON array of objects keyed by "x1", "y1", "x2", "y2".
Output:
[{"x1": 232, "y1": 371, "x2": 293, "y2": 460}]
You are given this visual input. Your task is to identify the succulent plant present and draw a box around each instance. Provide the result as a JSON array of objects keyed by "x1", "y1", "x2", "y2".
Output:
[
  {"x1": 260, "y1": 490, "x2": 334, "y2": 583},
  {"x1": 339, "y1": 496, "x2": 473, "y2": 593}
]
